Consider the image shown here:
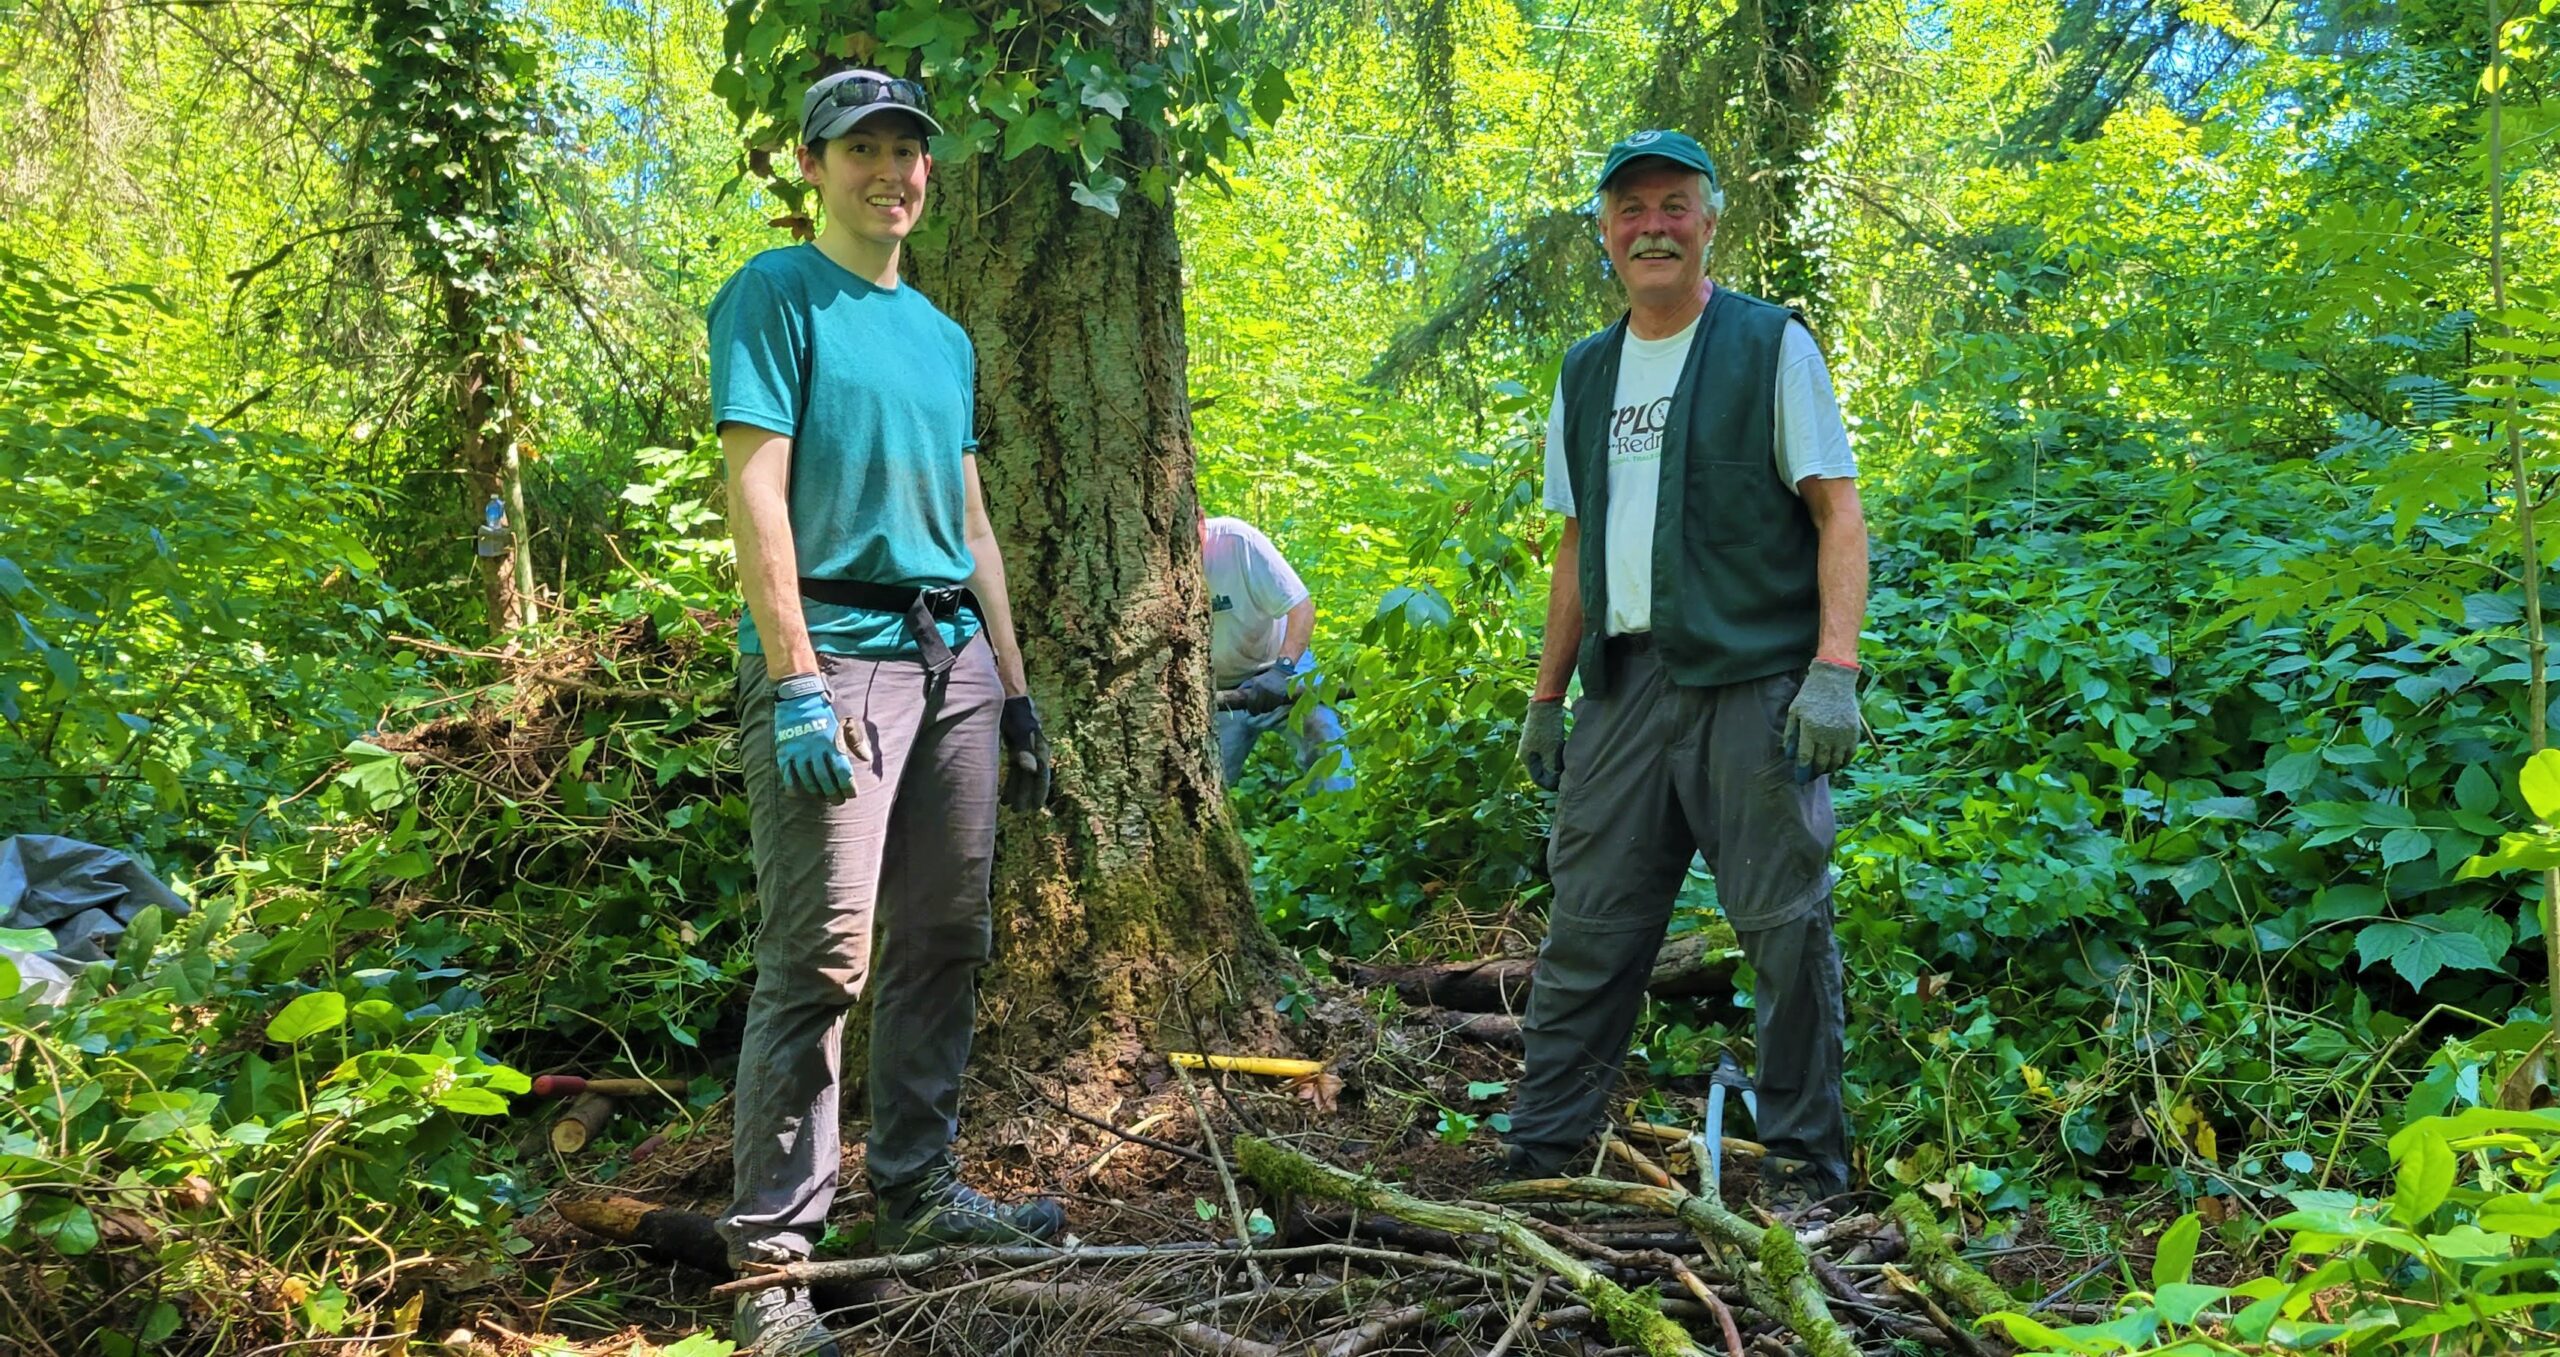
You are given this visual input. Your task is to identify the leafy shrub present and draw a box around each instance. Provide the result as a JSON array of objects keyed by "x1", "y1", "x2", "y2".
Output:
[
  {"x1": 1994, "y1": 1109, "x2": 2560, "y2": 1355},
  {"x1": 0, "y1": 248, "x2": 418, "y2": 862}
]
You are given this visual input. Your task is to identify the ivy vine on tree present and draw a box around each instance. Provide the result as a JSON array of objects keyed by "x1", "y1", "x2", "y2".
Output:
[
  {"x1": 352, "y1": 0, "x2": 552, "y2": 631},
  {"x1": 710, "y1": 0, "x2": 1291, "y2": 225}
]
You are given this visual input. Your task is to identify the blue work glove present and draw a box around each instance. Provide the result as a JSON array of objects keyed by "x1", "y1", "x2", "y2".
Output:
[
  {"x1": 1000, "y1": 695, "x2": 1052, "y2": 811},
  {"x1": 772, "y1": 673, "x2": 858, "y2": 804},
  {"x1": 1783, "y1": 659, "x2": 1861, "y2": 779},
  {"x1": 1518, "y1": 698, "x2": 1566, "y2": 791}
]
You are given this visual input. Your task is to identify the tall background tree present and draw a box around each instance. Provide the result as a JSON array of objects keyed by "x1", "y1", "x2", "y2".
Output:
[{"x1": 352, "y1": 0, "x2": 550, "y2": 633}]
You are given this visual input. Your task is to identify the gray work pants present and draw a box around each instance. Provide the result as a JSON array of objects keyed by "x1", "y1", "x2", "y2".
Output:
[
  {"x1": 1509, "y1": 640, "x2": 1848, "y2": 1188},
  {"x1": 718, "y1": 642, "x2": 1002, "y2": 1264}
]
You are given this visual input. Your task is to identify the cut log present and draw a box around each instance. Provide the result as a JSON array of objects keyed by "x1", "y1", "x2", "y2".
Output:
[
  {"x1": 557, "y1": 1195, "x2": 729, "y2": 1273},
  {"x1": 550, "y1": 1092, "x2": 616, "y2": 1154},
  {"x1": 1348, "y1": 927, "x2": 1741, "y2": 1014},
  {"x1": 556, "y1": 1194, "x2": 880, "y2": 1315},
  {"x1": 1420, "y1": 1010, "x2": 1523, "y2": 1047}
]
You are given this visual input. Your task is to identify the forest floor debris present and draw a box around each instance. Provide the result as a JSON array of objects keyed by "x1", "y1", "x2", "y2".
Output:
[{"x1": 461, "y1": 1024, "x2": 2113, "y2": 1356}]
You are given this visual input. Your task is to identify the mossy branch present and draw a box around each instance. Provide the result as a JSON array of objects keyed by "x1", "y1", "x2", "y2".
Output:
[
  {"x1": 1886, "y1": 1194, "x2": 2014, "y2": 1318},
  {"x1": 1232, "y1": 1136, "x2": 1709, "y2": 1357},
  {"x1": 1480, "y1": 1176, "x2": 1856, "y2": 1357}
]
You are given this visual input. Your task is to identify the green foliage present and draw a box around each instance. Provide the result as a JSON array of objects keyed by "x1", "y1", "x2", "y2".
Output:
[
  {"x1": 710, "y1": 0, "x2": 1289, "y2": 223},
  {"x1": 0, "y1": 848, "x2": 533, "y2": 1343},
  {"x1": 1228, "y1": 379, "x2": 1556, "y2": 950},
  {"x1": 353, "y1": 0, "x2": 549, "y2": 311},
  {"x1": 0, "y1": 249, "x2": 417, "y2": 858},
  {"x1": 1994, "y1": 1110, "x2": 2560, "y2": 1354}
]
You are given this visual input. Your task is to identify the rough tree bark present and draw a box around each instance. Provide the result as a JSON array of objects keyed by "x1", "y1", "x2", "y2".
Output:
[{"x1": 902, "y1": 49, "x2": 1286, "y2": 1068}]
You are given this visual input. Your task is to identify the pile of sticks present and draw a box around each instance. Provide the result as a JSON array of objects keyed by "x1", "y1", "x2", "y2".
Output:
[{"x1": 669, "y1": 1134, "x2": 2015, "y2": 1357}]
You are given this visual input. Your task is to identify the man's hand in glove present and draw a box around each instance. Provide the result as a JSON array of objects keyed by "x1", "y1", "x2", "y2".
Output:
[
  {"x1": 1518, "y1": 698, "x2": 1566, "y2": 791},
  {"x1": 773, "y1": 673, "x2": 860, "y2": 804},
  {"x1": 1000, "y1": 695, "x2": 1053, "y2": 811},
  {"x1": 1783, "y1": 659, "x2": 1861, "y2": 778},
  {"x1": 1236, "y1": 656, "x2": 1303, "y2": 715}
]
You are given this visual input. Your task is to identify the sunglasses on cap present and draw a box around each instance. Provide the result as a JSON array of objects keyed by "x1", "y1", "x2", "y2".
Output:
[
  {"x1": 816, "y1": 73, "x2": 927, "y2": 113},
  {"x1": 801, "y1": 69, "x2": 945, "y2": 144}
]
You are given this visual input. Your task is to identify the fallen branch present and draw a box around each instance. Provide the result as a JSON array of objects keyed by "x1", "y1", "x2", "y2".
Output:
[
  {"x1": 716, "y1": 1239, "x2": 1518, "y2": 1295},
  {"x1": 1233, "y1": 1136, "x2": 1709, "y2": 1357},
  {"x1": 1312, "y1": 1296, "x2": 1501, "y2": 1357},
  {"x1": 1478, "y1": 1176, "x2": 1855, "y2": 1357},
  {"x1": 1174, "y1": 1057, "x2": 1268, "y2": 1289},
  {"x1": 1346, "y1": 930, "x2": 1740, "y2": 1012},
  {"x1": 1039, "y1": 1093, "x2": 1211, "y2": 1166},
  {"x1": 1607, "y1": 1135, "x2": 1678, "y2": 1190},
  {"x1": 1885, "y1": 1195, "x2": 2014, "y2": 1318},
  {"x1": 1620, "y1": 1121, "x2": 1767, "y2": 1160},
  {"x1": 1887, "y1": 1262, "x2": 1994, "y2": 1357},
  {"x1": 1483, "y1": 1277, "x2": 1548, "y2": 1357},
  {"x1": 973, "y1": 1277, "x2": 1282, "y2": 1357}
]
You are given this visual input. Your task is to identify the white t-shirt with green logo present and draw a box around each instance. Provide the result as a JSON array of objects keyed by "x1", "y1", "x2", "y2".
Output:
[
  {"x1": 1540, "y1": 309, "x2": 1856, "y2": 636},
  {"x1": 1203, "y1": 517, "x2": 1311, "y2": 686}
]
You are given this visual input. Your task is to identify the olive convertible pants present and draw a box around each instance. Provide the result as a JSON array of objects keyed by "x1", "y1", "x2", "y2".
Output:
[
  {"x1": 717, "y1": 642, "x2": 1003, "y2": 1264},
  {"x1": 1507, "y1": 638, "x2": 1849, "y2": 1191}
]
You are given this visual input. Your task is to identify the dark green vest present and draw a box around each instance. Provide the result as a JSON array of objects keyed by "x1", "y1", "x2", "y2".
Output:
[{"x1": 1561, "y1": 286, "x2": 1821, "y2": 697}]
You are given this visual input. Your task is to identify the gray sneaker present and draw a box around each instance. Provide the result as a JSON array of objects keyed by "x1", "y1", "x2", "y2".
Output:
[
  {"x1": 734, "y1": 1284, "x2": 841, "y2": 1357},
  {"x1": 874, "y1": 1161, "x2": 1065, "y2": 1251}
]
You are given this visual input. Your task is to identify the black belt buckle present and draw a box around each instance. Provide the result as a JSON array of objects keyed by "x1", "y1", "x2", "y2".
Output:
[{"x1": 917, "y1": 585, "x2": 965, "y2": 619}]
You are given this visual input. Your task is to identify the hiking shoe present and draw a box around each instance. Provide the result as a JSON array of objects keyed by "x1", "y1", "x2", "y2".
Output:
[
  {"x1": 734, "y1": 1284, "x2": 841, "y2": 1357},
  {"x1": 873, "y1": 1161, "x2": 1065, "y2": 1250},
  {"x1": 1495, "y1": 1141, "x2": 1578, "y2": 1183},
  {"x1": 1760, "y1": 1156, "x2": 1846, "y2": 1220}
]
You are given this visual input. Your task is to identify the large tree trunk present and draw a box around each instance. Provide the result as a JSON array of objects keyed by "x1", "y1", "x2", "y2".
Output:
[{"x1": 906, "y1": 75, "x2": 1286, "y2": 1070}]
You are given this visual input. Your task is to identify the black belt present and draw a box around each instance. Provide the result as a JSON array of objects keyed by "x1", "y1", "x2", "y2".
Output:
[
  {"x1": 798, "y1": 577, "x2": 980, "y2": 678},
  {"x1": 1603, "y1": 631, "x2": 1655, "y2": 662}
]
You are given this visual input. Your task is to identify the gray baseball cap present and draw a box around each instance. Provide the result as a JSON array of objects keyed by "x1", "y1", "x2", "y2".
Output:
[
  {"x1": 1595, "y1": 129, "x2": 1720, "y2": 195},
  {"x1": 801, "y1": 69, "x2": 944, "y2": 144}
]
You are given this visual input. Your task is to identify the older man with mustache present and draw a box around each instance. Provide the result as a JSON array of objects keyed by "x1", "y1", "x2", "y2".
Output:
[{"x1": 1506, "y1": 131, "x2": 1869, "y2": 1215}]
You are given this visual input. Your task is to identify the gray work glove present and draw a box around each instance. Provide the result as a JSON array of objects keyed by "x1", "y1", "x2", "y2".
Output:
[
  {"x1": 1519, "y1": 699, "x2": 1567, "y2": 791},
  {"x1": 1236, "y1": 659, "x2": 1298, "y2": 715},
  {"x1": 1783, "y1": 659, "x2": 1862, "y2": 778}
]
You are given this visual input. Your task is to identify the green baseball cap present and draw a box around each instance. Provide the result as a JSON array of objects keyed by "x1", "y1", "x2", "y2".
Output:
[{"x1": 1595, "y1": 129, "x2": 1719, "y2": 195}]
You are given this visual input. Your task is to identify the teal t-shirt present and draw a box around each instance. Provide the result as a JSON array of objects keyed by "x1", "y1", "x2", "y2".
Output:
[{"x1": 707, "y1": 244, "x2": 981, "y2": 658}]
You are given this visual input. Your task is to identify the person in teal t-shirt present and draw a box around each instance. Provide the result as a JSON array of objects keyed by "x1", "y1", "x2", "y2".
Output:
[{"x1": 707, "y1": 68, "x2": 1062, "y2": 1357}]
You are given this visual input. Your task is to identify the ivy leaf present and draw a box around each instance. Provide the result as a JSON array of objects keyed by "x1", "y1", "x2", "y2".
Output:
[
  {"x1": 1070, "y1": 174, "x2": 1125, "y2": 217},
  {"x1": 1251, "y1": 67, "x2": 1293, "y2": 126},
  {"x1": 1081, "y1": 85, "x2": 1129, "y2": 118},
  {"x1": 1002, "y1": 109, "x2": 1068, "y2": 161}
]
